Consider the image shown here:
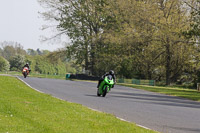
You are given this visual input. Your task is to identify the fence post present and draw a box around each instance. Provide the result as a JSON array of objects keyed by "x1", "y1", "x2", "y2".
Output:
[
  {"x1": 149, "y1": 80, "x2": 155, "y2": 86},
  {"x1": 118, "y1": 78, "x2": 124, "y2": 83},
  {"x1": 197, "y1": 83, "x2": 200, "y2": 91},
  {"x1": 136, "y1": 80, "x2": 140, "y2": 85}
]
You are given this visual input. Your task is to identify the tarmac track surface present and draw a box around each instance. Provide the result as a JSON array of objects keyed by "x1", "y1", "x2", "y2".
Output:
[{"x1": 18, "y1": 77, "x2": 200, "y2": 133}]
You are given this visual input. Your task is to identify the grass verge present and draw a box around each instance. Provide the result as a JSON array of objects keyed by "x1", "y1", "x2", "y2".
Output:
[
  {"x1": 118, "y1": 83, "x2": 200, "y2": 102},
  {"x1": 0, "y1": 76, "x2": 156, "y2": 133},
  {"x1": 1, "y1": 72, "x2": 200, "y2": 102},
  {"x1": 29, "y1": 73, "x2": 66, "y2": 80},
  {"x1": 0, "y1": 71, "x2": 66, "y2": 80}
]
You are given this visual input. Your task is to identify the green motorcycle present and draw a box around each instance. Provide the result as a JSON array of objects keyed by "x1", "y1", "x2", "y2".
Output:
[{"x1": 97, "y1": 75, "x2": 114, "y2": 97}]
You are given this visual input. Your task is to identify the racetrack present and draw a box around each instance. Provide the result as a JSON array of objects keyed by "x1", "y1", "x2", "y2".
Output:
[{"x1": 18, "y1": 76, "x2": 200, "y2": 133}]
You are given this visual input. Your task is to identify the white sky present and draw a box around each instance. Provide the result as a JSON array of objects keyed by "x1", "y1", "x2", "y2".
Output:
[{"x1": 0, "y1": 0, "x2": 68, "y2": 51}]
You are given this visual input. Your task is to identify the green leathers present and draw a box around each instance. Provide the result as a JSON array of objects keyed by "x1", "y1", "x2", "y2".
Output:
[{"x1": 97, "y1": 75, "x2": 114, "y2": 97}]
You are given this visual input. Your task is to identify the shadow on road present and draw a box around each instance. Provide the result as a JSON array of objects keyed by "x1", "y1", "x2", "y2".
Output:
[
  {"x1": 85, "y1": 94, "x2": 99, "y2": 97},
  {"x1": 167, "y1": 126, "x2": 200, "y2": 133},
  {"x1": 110, "y1": 91, "x2": 200, "y2": 109}
]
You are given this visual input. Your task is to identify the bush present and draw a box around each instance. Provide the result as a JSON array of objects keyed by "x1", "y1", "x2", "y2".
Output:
[
  {"x1": 0, "y1": 56, "x2": 10, "y2": 71},
  {"x1": 9, "y1": 55, "x2": 25, "y2": 71}
]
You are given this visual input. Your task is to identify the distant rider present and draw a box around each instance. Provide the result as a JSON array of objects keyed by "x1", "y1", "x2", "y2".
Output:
[
  {"x1": 23, "y1": 63, "x2": 31, "y2": 72},
  {"x1": 97, "y1": 70, "x2": 116, "y2": 88}
]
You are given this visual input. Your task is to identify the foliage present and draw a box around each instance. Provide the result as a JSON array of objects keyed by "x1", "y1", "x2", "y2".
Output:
[
  {"x1": 38, "y1": 0, "x2": 199, "y2": 85},
  {"x1": 25, "y1": 52, "x2": 76, "y2": 75},
  {"x1": 27, "y1": 48, "x2": 50, "y2": 56},
  {"x1": 9, "y1": 55, "x2": 25, "y2": 71},
  {"x1": 38, "y1": 0, "x2": 110, "y2": 75},
  {"x1": 0, "y1": 41, "x2": 78, "y2": 75},
  {"x1": 0, "y1": 41, "x2": 26, "y2": 60},
  {"x1": 92, "y1": 0, "x2": 192, "y2": 84},
  {"x1": 0, "y1": 56, "x2": 10, "y2": 71},
  {"x1": 46, "y1": 49, "x2": 82, "y2": 74},
  {"x1": 27, "y1": 49, "x2": 38, "y2": 56},
  {"x1": 34, "y1": 55, "x2": 57, "y2": 74},
  {"x1": 0, "y1": 48, "x2": 2, "y2": 56},
  {"x1": 65, "y1": 62, "x2": 77, "y2": 73},
  {"x1": 184, "y1": 0, "x2": 200, "y2": 38}
]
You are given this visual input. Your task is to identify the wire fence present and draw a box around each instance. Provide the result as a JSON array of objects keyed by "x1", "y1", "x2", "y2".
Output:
[{"x1": 117, "y1": 78, "x2": 155, "y2": 86}]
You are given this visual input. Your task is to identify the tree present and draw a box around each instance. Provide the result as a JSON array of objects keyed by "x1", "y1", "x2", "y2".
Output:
[
  {"x1": 0, "y1": 48, "x2": 2, "y2": 56},
  {"x1": 152, "y1": 0, "x2": 191, "y2": 85},
  {"x1": 1, "y1": 45, "x2": 16, "y2": 60},
  {"x1": 184, "y1": 0, "x2": 200, "y2": 38},
  {"x1": 42, "y1": 50, "x2": 50, "y2": 55},
  {"x1": 36, "y1": 48, "x2": 42, "y2": 55},
  {"x1": 9, "y1": 55, "x2": 25, "y2": 71},
  {"x1": 0, "y1": 56, "x2": 10, "y2": 72},
  {"x1": 39, "y1": 0, "x2": 195, "y2": 86},
  {"x1": 27, "y1": 49, "x2": 38, "y2": 56},
  {"x1": 14, "y1": 43, "x2": 27, "y2": 55},
  {"x1": 0, "y1": 41, "x2": 26, "y2": 60},
  {"x1": 27, "y1": 49, "x2": 50, "y2": 56},
  {"x1": 46, "y1": 49, "x2": 67, "y2": 63},
  {"x1": 102, "y1": 0, "x2": 192, "y2": 84},
  {"x1": 38, "y1": 0, "x2": 111, "y2": 75}
]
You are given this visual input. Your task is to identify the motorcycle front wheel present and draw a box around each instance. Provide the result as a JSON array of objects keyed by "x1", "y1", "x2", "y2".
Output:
[
  {"x1": 102, "y1": 86, "x2": 108, "y2": 97},
  {"x1": 23, "y1": 72, "x2": 27, "y2": 78}
]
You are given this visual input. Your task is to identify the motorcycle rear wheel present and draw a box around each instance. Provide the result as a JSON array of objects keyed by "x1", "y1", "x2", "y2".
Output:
[{"x1": 97, "y1": 88, "x2": 101, "y2": 96}]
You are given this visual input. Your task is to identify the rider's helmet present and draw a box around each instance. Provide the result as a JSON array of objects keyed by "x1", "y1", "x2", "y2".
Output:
[
  {"x1": 26, "y1": 63, "x2": 29, "y2": 65},
  {"x1": 109, "y1": 70, "x2": 114, "y2": 75}
]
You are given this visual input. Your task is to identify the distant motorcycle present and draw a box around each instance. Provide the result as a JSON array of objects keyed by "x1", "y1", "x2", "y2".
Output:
[
  {"x1": 22, "y1": 67, "x2": 29, "y2": 78},
  {"x1": 97, "y1": 75, "x2": 114, "y2": 97}
]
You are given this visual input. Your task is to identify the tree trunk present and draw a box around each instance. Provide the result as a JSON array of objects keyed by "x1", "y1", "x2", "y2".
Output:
[
  {"x1": 165, "y1": 43, "x2": 171, "y2": 85},
  {"x1": 90, "y1": 45, "x2": 95, "y2": 75},
  {"x1": 85, "y1": 45, "x2": 89, "y2": 71},
  {"x1": 147, "y1": 64, "x2": 152, "y2": 80}
]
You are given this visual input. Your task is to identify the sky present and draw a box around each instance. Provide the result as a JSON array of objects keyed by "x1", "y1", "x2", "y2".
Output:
[{"x1": 0, "y1": 0, "x2": 68, "y2": 51}]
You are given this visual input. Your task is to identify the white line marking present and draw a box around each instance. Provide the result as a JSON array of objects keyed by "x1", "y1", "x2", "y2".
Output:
[
  {"x1": 116, "y1": 117, "x2": 151, "y2": 130},
  {"x1": 17, "y1": 76, "x2": 69, "y2": 102},
  {"x1": 17, "y1": 76, "x2": 154, "y2": 132},
  {"x1": 136, "y1": 124, "x2": 151, "y2": 130},
  {"x1": 17, "y1": 76, "x2": 44, "y2": 94},
  {"x1": 87, "y1": 107, "x2": 102, "y2": 113}
]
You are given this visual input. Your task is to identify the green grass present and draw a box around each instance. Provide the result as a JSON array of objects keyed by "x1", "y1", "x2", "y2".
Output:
[
  {"x1": 0, "y1": 71, "x2": 66, "y2": 80},
  {"x1": 0, "y1": 71, "x2": 21, "y2": 75},
  {"x1": 29, "y1": 73, "x2": 66, "y2": 80},
  {"x1": 118, "y1": 83, "x2": 200, "y2": 101},
  {"x1": 0, "y1": 76, "x2": 156, "y2": 133},
  {"x1": 1, "y1": 71, "x2": 200, "y2": 102}
]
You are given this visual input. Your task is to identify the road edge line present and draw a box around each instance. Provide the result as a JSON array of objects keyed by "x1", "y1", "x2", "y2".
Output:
[
  {"x1": 17, "y1": 76, "x2": 156, "y2": 132},
  {"x1": 17, "y1": 76, "x2": 44, "y2": 94}
]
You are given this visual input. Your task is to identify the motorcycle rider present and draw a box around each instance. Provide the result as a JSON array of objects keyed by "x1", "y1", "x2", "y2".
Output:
[
  {"x1": 23, "y1": 63, "x2": 31, "y2": 72},
  {"x1": 97, "y1": 70, "x2": 116, "y2": 88}
]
